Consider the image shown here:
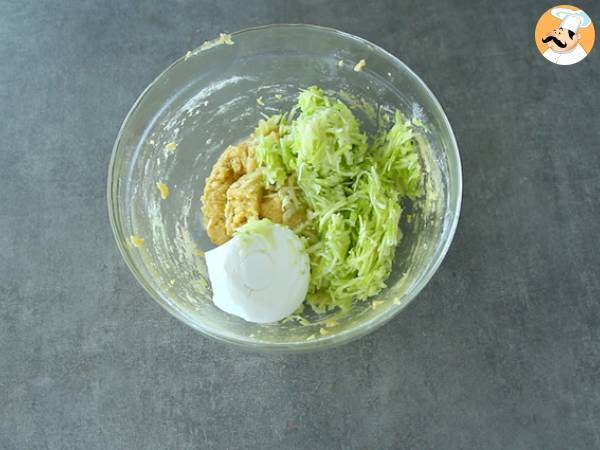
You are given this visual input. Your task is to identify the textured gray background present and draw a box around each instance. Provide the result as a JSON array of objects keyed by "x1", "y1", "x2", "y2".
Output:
[{"x1": 1, "y1": 0, "x2": 600, "y2": 449}]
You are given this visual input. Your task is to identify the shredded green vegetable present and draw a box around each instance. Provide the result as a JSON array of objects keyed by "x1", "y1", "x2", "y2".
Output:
[
  {"x1": 254, "y1": 86, "x2": 423, "y2": 312},
  {"x1": 235, "y1": 218, "x2": 276, "y2": 254}
]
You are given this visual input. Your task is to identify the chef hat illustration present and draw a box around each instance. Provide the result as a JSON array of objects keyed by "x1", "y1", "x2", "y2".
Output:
[{"x1": 551, "y1": 8, "x2": 592, "y2": 33}]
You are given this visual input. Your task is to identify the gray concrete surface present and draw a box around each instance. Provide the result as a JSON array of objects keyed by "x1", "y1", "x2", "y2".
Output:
[{"x1": 1, "y1": 0, "x2": 600, "y2": 448}]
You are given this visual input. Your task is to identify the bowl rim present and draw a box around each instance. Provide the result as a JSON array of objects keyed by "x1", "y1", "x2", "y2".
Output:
[{"x1": 107, "y1": 23, "x2": 463, "y2": 352}]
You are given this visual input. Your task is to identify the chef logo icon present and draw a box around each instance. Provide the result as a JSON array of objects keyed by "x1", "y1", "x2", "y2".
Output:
[{"x1": 535, "y1": 5, "x2": 595, "y2": 65}]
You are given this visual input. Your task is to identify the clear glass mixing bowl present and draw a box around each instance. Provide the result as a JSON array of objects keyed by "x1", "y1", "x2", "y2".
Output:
[{"x1": 107, "y1": 24, "x2": 462, "y2": 351}]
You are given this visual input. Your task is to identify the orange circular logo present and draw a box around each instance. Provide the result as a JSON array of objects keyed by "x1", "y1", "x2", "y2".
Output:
[{"x1": 535, "y1": 5, "x2": 595, "y2": 65}]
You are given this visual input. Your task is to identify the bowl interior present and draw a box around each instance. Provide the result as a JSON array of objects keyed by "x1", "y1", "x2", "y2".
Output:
[{"x1": 109, "y1": 25, "x2": 461, "y2": 350}]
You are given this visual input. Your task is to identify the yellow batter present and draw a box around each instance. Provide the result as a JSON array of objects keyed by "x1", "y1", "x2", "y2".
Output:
[{"x1": 201, "y1": 140, "x2": 304, "y2": 245}]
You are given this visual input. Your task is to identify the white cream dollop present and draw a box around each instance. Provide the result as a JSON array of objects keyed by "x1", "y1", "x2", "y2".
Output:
[{"x1": 205, "y1": 220, "x2": 309, "y2": 323}]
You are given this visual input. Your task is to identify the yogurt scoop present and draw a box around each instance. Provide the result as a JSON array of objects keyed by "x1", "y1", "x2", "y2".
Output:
[{"x1": 205, "y1": 220, "x2": 309, "y2": 323}]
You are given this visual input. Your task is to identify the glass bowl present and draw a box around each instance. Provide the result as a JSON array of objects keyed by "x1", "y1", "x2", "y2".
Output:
[{"x1": 107, "y1": 24, "x2": 462, "y2": 351}]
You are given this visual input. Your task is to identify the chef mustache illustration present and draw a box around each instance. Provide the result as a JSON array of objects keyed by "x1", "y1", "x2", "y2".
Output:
[{"x1": 541, "y1": 32, "x2": 570, "y2": 48}]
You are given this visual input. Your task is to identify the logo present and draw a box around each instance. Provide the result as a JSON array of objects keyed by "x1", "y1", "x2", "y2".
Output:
[{"x1": 535, "y1": 5, "x2": 595, "y2": 65}]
